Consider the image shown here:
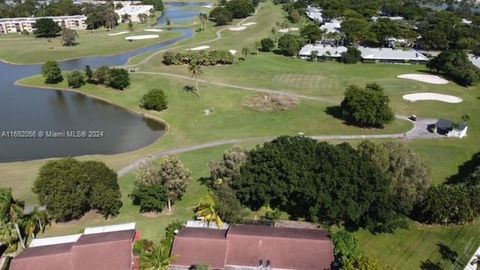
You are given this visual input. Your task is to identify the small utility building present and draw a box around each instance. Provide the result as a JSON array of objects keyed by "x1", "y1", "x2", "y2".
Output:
[{"x1": 434, "y1": 119, "x2": 468, "y2": 138}]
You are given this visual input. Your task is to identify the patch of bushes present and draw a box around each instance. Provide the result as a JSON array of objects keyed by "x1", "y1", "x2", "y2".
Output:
[
  {"x1": 67, "y1": 71, "x2": 85, "y2": 88},
  {"x1": 260, "y1": 38, "x2": 275, "y2": 51},
  {"x1": 209, "y1": 7, "x2": 233, "y2": 25},
  {"x1": 140, "y1": 88, "x2": 168, "y2": 111},
  {"x1": 341, "y1": 47, "x2": 362, "y2": 64},
  {"x1": 90, "y1": 66, "x2": 130, "y2": 90},
  {"x1": 427, "y1": 50, "x2": 480, "y2": 87},
  {"x1": 225, "y1": 0, "x2": 254, "y2": 19},
  {"x1": 162, "y1": 50, "x2": 234, "y2": 66}
]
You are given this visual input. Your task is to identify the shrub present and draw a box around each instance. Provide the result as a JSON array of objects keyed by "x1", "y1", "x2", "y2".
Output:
[
  {"x1": 260, "y1": 38, "x2": 275, "y2": 51},
  {"x1": 67, "y1": 71, "x2": 85, "y2": 88},
  {"x1": 341, "y1": 47, "x2": 362, "y2": 64},
  {"x1": 41, "y1": 61, "x2": 63, "y2": 84},
  {"x1": 162, "y1": 50, "x2": 234, "y2": 66},
  {"x1": 92, "y1": 66, "x2": 111, "y2": 85},
  {"x1": 140, "y1": 88, "x2": 168, "y2": 111},
  {"x1": 129, "y1": 183, "x2": 168, "y2": 213}
]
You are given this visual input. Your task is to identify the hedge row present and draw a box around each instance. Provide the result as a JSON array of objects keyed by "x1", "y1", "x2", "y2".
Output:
[{"x1": 163, "y1": 50, "x2": 235, "y2": 66}]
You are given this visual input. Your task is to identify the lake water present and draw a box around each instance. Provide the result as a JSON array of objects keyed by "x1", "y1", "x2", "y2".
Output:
[{"x1": 0, "y1": 2, "x2": 206, "y2": 163}]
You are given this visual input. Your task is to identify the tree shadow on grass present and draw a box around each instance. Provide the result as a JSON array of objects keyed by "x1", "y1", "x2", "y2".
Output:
[
  {"x1": 420, "y1": 259, "x2": 443, "y2": 270},
  {"x1": 446, "y1": 152, "x2": 480, "y2": 185},
  {"x1": 183, "y1": 85, "x2": 197, "y2": 96},
  {"x1": 437, "y1": 243, "x2": 460, "y2": 265},
  {"x1": 325, "y1": 105, "x2": 344, "y2": 121}
]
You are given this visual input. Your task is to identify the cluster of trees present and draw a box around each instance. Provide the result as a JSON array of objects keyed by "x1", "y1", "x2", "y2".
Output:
[
  {"x1": 140, "y1": 88, "x2": 168, "y2": 111},
  {"x1": 427, "y1": 50, "x2": 480, "y2": 86},
  {"x1": 162, "y1": 50, "x2": 235, "y2": 66},
  {"x1": 202, "y1": 137, "x2": 438, "y2": 232},
  {"x1": 42, "y1": 62, "x2": 130, "y2": 90},
  {"x1": 130, "y1": 156, "x2": 191, "y2": 213},
  {"x1": 339, "y1": 83, "x2": 394, "y2": 128},
  {"x1": 0, "y1": 188, "x2": 51, "y2": 253},
  {"x1": 33, "y1": 18, "x2": 79, "y2": 46},
  {"x1": 86, "y1": 65, "x2": 131, "y2": 90},
  {"x1": 33, "y1": 158, "x2": 122, "y2": 221},
  {"x1": 208, "y1": 0, "x2": 257, "y2": 25},
  {"x1": 0, "y1": 0, "x2": 81, "y2": 18}
]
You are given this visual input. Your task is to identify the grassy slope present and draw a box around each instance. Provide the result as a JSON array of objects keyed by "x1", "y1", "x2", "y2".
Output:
[{"x1": 0, "y1": 25, "x2": 181, "y2": 64}]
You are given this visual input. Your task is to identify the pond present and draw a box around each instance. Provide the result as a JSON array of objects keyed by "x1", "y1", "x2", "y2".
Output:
[{"x1": 0, "y1": 2, "x2": 208, "y2": 163}]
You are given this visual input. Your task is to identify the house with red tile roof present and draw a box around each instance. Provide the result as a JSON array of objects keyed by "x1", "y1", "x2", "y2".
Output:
[
  {"x1": 10, "y1": 223, "x2": 139, "y2": 270},
  {"x1": 170, "y1": 224, "x2": 335, "y2": 270}
]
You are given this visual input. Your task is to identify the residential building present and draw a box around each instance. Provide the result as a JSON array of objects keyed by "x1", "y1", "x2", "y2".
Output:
[
  {"x1": 170, "y1": 224, "x2": 335, "y2": 270},
  {"x1": 0, "y1": 15, "x2": 87, "y2": 35},
  {"x1": 299, "y1": 44, "x2": 429, "y2": 64},
  {"x1": 469, "y1": 54, "x2": 480, "y2": 69},
  {"x1": 306, "y1": 6, "x2": 323, "y2": 22},
  {"x1": 10, "y1": 222, "x2": 139, "y2": 270},
  {"x1": 320, "y1": 19, "x2": 342, "y2": 34},
  {"x1": 115, "y1": 5, "x2": 154, "y2": 23}
]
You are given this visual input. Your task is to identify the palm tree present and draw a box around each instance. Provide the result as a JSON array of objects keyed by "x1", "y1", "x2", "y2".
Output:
[
  {"x1": 0, "y1": 188, "x2": 25, "y2": 249},
  {"x1": 24, "y1": 207, "x2": 50, "y2": 240},
  {"x1": 188, "y1": 61, "x2": 202, "y2": 97},
  {"x1": 198, "y1": 13, "x2": 207, "y2": 31},
  {"x1": 141, "y1": 244, "x2": 175, "y2": 270},
  {"x1": 105, "y1": 9, "x2": 119, "y2": 30},
  {"x1": 195, "y1": 194, "x2": 223, "y2": 229}
]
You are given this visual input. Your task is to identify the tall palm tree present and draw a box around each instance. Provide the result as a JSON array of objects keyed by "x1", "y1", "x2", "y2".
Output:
[
  {"x1": 141, "y1": 244, "x2": 175, "y2": 270},
  {"x1": 195, "y1": 194, "x2": 223, "y2": 229},
  {"x1": 0, "y1": 188, "x2": 25, "y2": 249},
  {"x1": 188, "y1": 61, "x2": 202, "y2": 97},
  {"x1": 198, "y1": 13, "x2": 207, "y2": 31},
  {"x1": 24, "y1": 207, "x2": 50, "y2": 241}
]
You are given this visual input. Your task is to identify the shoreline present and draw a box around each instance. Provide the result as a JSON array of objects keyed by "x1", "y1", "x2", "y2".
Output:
[{"x1": 13, "y1": 78, "x2": 172, "y2": 164}]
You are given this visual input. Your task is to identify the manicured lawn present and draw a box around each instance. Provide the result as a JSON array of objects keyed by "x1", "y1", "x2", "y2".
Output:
[{"x1": 0, "y1": 25, "x2": 182, "y2": 64}]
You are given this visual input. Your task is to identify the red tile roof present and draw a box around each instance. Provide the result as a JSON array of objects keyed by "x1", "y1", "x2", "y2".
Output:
[
  {"x1": 10, "y1": 230, "x2": 135, "y2": 270},
  {"x1": 171, "y1": 224, "x2": 334, "y2": 270}
]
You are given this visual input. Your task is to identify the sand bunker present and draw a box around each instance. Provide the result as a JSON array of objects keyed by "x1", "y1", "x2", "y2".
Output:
[
  {"x1": 403, "y1": 92, "x2": 463, "y2": 103},
  {"x1": 398, "y1": 74, "x2": 449, "y2": 85},
  {"x1": 144, "y1": 29, "x2": 163, "y2": 32},
  {"x1": 189, "y1": 45, "x2": 210, "y2": 51},
  {"x1": 125, "y1": 35, "x2": 159, "y2": 40},
  {"x1": 229, "y1": 49, "x2": 237, "y2": 55},
  {"x1": 229, "y1": 26, "x2": 247, "y2": 31},
  {"x1": 108, "y1": 31, "x2": 129, "y2": 36},
  {"x1": 242, "y1": 22, "x2": 257, "y2": 26},
  {"x1": 278, "y1": 27, "x2": 299, "y2": 33}
]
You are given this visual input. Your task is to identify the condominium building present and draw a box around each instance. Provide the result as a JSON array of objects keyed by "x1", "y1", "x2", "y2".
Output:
[
  {"x1": 0, "y1": 15, "x2": 87, "y2": 34},
  {"x1": 115, "y1": 5, "x2": 154, "y2": 23}
]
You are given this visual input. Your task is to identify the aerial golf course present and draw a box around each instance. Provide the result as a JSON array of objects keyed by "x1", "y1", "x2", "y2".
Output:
[{"x1": 1, "y1": 1, "x2": 479, "y2": 269}]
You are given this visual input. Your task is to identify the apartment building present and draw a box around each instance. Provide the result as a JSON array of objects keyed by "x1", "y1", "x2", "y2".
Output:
[{"x1": 0, "y1": 15, "x2": 87, "y2": 34}]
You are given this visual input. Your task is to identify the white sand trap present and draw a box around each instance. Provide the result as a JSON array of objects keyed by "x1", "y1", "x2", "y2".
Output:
[
  {"x1": 229, "y1": 26, "x2": 247, "y2": 31},
  {"x1": 144, "y1": 29, "x2": 163, "y2": 32},
  {"x1": 242, "y1": 22, "x2": 257, "y2": 26},
  {"x1": 278, "y1": 27, "x2": 299, "y2": 33},
  {"x1": 229, "y1": 49, "x2": 237, "y2": 55},
  {"x1": 189, "y1": 45, "x2": 210, "y2": 51},
  {"x1": 125, "y1": 35, "x2": 159, "y2": 40},
  {"x1": 108, "y1": 31, "x2": 129, "y2": 36},
  {"x1": 398, "y1": 74, "x2": 449, "y2": 85},
  {"x1": 403, "y1": 93, "x2": 463, "y2": 103}
]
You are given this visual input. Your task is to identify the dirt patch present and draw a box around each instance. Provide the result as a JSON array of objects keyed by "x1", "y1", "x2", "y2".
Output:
[{"x1": 242, "y1": 94, "x2": 300, "y2": 112}]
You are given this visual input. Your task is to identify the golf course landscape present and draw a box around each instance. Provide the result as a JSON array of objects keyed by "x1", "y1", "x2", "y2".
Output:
[{"x1": 1, "y1": 1, "x2": 480, "y2": 269}]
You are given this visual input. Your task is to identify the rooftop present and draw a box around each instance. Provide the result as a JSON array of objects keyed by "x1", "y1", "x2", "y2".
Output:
[
  {"x1": 0, "y1": 15, "x2": 86, "y2": 23},
  {"x1": 299, "y1": 45, "x2": 428, "y2": 61}
]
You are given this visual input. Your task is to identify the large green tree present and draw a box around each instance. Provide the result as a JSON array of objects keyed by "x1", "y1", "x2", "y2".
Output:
[
  {"x1": 208, "y1": 145, "x2": 248, "y2": 189},
  {"x1": 158, "y1": 156, "x2": 192, "y2": 212},
  {"x1": 278, "y1": 34, "x2": 301, "y2": 56},
  {"x1": 300, "y1": 24, "x2": 323, "y2": 44},
  {"x1": 427, "y1": 50, "x2": 480, "y2": 86},
  {"x1": 34, "y1": 18, "x2": 61, "y2": 37},
  {"x1": 209, "y1": 7, "x2": 233, "y2": 26},
  {"x1": 41, "y1": 61, "x2": 63, "y2": 84},
  {"x1": 340, "y1": 83, "x2": 394, "y2": 127},
  {"x1": 61, "y1": 27, "x2": 78, "y2": 46},
  {"x1": 225, "y1": 0, "x2": 254, "y2": 19},
  {"x1": 358, "y1": 141, "x2": 432, "y2": 215},
  {"x1": 33, "y1": 158, "x2": 122, "y2": 221}
]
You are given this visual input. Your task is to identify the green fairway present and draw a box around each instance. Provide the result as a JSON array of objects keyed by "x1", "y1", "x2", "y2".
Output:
[{"x1": 0, "y1": 25, "x2": 182, "y2": 64}]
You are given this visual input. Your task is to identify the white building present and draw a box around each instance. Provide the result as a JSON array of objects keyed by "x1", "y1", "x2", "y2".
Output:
[
  {"x1": 115, "y1": 4, "x2": 154, "y2": 23},
  {"x1": 469, "y1": 54, "x2": 480, "y2": 69},
  {"x1": 434, "y1": 119, "x2": 468, "y2": 139},
  {"x1": 306, "y1": 6, "x2": 323, "y2": 22},
  {"x1": 299, "y1": 44, "x2": 428, "y2": 63},
  {"x1": 0, "y1": 15, "x2": 87, "y2": 34},
  {"x1": 320, "y1": 19, "x2": 342, "y2": 34}
]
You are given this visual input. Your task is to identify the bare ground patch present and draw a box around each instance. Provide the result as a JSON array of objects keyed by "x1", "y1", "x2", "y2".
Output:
[{"x1": 242, "y1": 94, "x2": 300, "y2": 112}]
